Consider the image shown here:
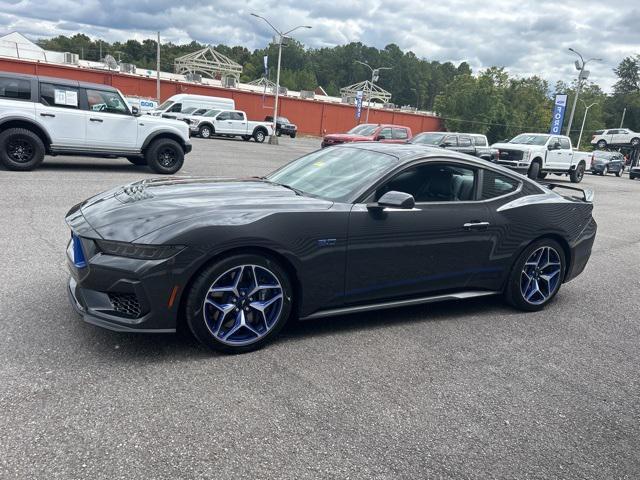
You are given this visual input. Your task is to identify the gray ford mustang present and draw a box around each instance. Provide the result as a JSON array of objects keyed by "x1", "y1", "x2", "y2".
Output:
[{"x1": 66, "y1": 143, "x2": 596, "y2": 353}]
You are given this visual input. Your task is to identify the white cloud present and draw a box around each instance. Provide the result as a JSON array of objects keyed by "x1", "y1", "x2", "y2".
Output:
[{"x1": 0, "y1": 0, "x2": 635, "y2": 91}]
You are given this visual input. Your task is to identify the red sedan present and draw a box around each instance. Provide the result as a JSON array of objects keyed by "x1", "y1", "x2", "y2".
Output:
[{"x1": 321, "y1": 124, "x2": 412, "y2": 148}]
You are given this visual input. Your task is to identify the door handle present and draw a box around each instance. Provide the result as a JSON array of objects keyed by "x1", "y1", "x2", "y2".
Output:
[
  {"x1": 40, "y1": 113, "x2": 55, "y2": 118},
  {"x1": 463, "y1": 221, "x2": 490, "y2": 230},
  {"x1": 90, "y1": 118, "x2": 103, "y2": 123}
]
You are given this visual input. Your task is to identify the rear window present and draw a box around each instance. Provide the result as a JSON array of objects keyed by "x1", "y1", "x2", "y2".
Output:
[
  {"x1": 40, "y1": 83, "x2": 79, "y2": 109},
  {"x1": 472, "y1": 135, "x2": 488, "y2": 146},
  {"x1": 0, "y1": 76, "x2": 31, "y2": 100},
  {"x1": 594, "y1": 130, "x2": 605, "y2": 135},
  {"x1": 481, "y1": 170, "x2": 520, "y2": 200}
]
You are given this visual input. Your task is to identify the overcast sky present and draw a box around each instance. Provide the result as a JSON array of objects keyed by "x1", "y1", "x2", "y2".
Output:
[{"x1": 1, "y1": 0, "x2": 638, "y2": 92}]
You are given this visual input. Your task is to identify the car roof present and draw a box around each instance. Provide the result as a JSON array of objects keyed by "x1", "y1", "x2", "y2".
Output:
[
  {"x1": 335, "y1": 142, "x2": 521, "y2": 174},
  {"x1": 1, "y1": 72, "x2": 119, "y2": 92}
]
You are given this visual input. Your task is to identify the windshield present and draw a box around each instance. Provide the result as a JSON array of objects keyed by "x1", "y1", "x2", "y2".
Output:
[
  {"x1": 411, "y1": 133, "x2": 446, "y2": 145},
  {"x1": 347, "y1": 124, "x2": 378, "y2": 136},
  {"x1": 267, "y1": 147, "x2": 399, "y2": 202},
  {"x1": 203, "y1": 109, "x2": 221, "y2": 117},
  {"x1": 509, "y1": 134, "x2": 549, "y2": 145},
  {"x1": 157, "y1": 100, "x2": 174, "y2": 111}
]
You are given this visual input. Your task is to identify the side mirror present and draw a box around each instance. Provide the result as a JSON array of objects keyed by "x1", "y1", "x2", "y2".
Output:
[
  {"x1": 131, "y1": 106, "x2": 140, "y2": 116},
  {"x1": 367, "y1": 191, "x2": 415, "y2": 211}
]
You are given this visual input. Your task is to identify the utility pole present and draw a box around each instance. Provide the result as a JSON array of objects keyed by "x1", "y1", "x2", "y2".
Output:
[
  {"x1": 156, "y1": 32, "x2": 161, "y2": 102},
  {"x1": 250, "y1": 14, "x2": 312, "y2": 145},
  {"x1": 566, "y1": 48, "x2": 602, "y2": 138},
  {"x1": 577, "y1": 101, "x2": 598, "y2": 150},
  {"x1": 99, "y1": 40, "x2": 102, "y2": 61},
  {"x1": 620, "y1": 107, "x2": 626, "y2": 128},
  {"x1": 355, "y1": 60, "x2": 392, "y2": 123}
]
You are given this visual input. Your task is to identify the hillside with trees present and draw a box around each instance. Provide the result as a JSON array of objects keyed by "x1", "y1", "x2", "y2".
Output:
[{"x1": 36, "y1": 34, "x2": 640, "y2": 145}]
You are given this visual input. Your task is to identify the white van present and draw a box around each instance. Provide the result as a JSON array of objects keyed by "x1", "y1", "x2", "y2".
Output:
[{"x1": 149, "y1": 94, "x2": 235, "y2": 117}]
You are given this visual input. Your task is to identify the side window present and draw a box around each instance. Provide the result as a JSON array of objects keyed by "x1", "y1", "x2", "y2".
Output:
[
  {"x1": 167, "y1": 103, "x2": 182, "y2": 112},
  {"x1": 481, "y1": 170, "x2": 520, "y2": 200},
  {"x1": 85, "y1": 89, "x2": 129, "y2": 114},
  {"x1": 194, "y1": 109, "x2": 207, "y2": 115},
  {"x1": 375, "y1": 163, "x2": 476, "y2": 203},
  {"x1": 40, "y1": 83, "x2": 79, "y2": 109},
  {"x1": 472, "y1": 135, "x2": 487, "y2": 146},
  {"x1": 458, "y1": 135, "x2": 472, "y2": 147},
  {"x1": 443, "y1": 135, "x2": 458, "y2": 146},
  {"x1": 392, "y1": 128, "x2": 408, "y2": 140},
  {"x1": 217, "y1": 111, "x2": 231, "y2": 121},
  {"x1": 549, "y1": 136, "x2": 560, "y2": 147},
  {"x1": 559, "y1": 137, "x2": 571, "y2": 149},
  {"x1": 230, "y1": 112, "x2": 244, "y2": 121},
  {"x1": 378, "y1": 127, "x2": 392, "y2": 139},
  {"x1": 0, "y1": 76, "x2": 31, "y2": 100}
]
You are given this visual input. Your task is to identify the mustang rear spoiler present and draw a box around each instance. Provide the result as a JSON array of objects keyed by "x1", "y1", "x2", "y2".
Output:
[{"x1": 540, "y1": 182, "x2": 594, "y2": 202}]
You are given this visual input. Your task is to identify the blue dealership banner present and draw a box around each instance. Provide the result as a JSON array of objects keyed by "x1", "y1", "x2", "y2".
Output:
[
  {"x1": 549, "y1": 94, "x2": 568, "y2": 135},
  {"x1": 355, "y1": 90, "x2": 363, "y2": 120}
]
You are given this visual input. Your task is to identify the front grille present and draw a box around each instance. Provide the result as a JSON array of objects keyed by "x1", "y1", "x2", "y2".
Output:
[
  {"x1": 108, "y1": 293, "x2": 142, "y2": 318},
  {"x1": 498, "y1": 149, "x2": 524, "y2": 161}
]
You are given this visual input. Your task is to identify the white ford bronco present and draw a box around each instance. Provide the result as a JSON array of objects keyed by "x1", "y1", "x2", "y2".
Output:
[
  {"x1": 491, "y1": 133, "x2": 589, "y2": 183},
  {"x1": 0, "y1": 72, "x2": 191, "y2": 173}
]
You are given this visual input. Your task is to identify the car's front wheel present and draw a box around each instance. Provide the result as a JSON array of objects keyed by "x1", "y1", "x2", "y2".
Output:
[
  {"x1": 145, "y1": 138, "x2": 184, "y2": 174},
  {"x1": 186, "y1": 254, "x2": 293, "y2": 353},
  {"x1": 199, "y1": 125, "x2": 212, "y2": 138},
  {"x1": 0, "y1": 128, "x2": 45, "y2": 171},
  {"x1": 505, "y1": 239, "x2": 565, "y2": 311}
]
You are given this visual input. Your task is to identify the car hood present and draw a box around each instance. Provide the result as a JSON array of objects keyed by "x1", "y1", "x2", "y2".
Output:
[
  {"x1": 324, "y1": 133, "x2": 373, "y2": 142},
  {"x1": 74, "y1": 177, "x2": 334, "y2": 243}
]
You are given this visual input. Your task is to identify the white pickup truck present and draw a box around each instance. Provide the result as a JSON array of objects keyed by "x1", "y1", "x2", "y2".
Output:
[
  {"x1": 492, "y1": 133, "x2": 590, "y2": 183},
  {"x1": 188, "y1": 109, "x2": 273, "y2": 143}
]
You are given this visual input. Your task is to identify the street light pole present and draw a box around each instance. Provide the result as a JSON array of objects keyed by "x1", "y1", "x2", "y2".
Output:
[
  {"x1": 566, "y1": 48, "x2": 602, "y2": 138},
  {"x1": 577, "y1": 100, "x2": 598, "y2": 150},
  {"x1": 355, "y1": 60, "x2": 391, "y2": 123},
  {"x1": 251, "y1": 14, "x2": 311, "y2": 145}
]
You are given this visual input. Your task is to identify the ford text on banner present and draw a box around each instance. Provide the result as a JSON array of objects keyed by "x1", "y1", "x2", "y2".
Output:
[
  {"x1": 355, "y1": 90, "x2": 363, "y2": 120},
  {"x1": 549, "y1": 94, "x2": 568, "y2": 135}
]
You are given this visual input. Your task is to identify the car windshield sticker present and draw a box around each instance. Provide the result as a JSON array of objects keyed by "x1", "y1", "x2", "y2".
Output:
[
  {"x1": 65, "y1": 90, "x2": 78, "y2": 106},
  {"x1": 54, "y1": 89, "x2": 66, "y2": 105}
]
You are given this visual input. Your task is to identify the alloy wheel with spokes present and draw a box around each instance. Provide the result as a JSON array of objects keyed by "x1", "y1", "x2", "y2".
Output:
[
  {"x1": 505, "y1": 239, "x2": 565, "y2": 311},
  {"x1": 520, "y1": 246, "x2": 562, "y2": 305},
  {"x1": 7, "y1": 139, "x2": 34, "y2": 163},
  {"x1": 203, "y1": 264, "x2": 284, "y2": 346},
  {"x1": 186, "y1": 254, "x2": 292, "y2": 353}
]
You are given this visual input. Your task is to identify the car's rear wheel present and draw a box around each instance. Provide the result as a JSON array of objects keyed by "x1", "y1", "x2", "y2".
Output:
[
  {"x1": 603, "y1": 166, "x2": 608, "y2": 175},
  {"x1": 145, "y1": 138, "x2": 184, "y2": 174},
  {"x1": 570, "y1": 163, "x2": 585, "y2": 183},
  {"x1": 253, "y1": 130, "x2": 266, "y2": 143},
  {"x1": 185, "y1": 254, "x2": 293, "y2": 354},
  {"x1": 505, "y1": 239, "x2": 566, "y2": 311},
  {"x1": 616, "y1": 167, "x2": 623, "y2": 177},
  {"x1": 631, "y1": 137, "x2": 639, "y2": 147},
  {"x1": 597, "y1": 140, "x2": 607, "y2": 149},
  {"x1": 290, "y1": 133, "x2": 296, "y2": 139},
  {"x1": 0, "y1": 128, "x2": 45, "y2": 171},
  {"x1": 126, "y1": 156, "x2": 147, "y2": 166}
]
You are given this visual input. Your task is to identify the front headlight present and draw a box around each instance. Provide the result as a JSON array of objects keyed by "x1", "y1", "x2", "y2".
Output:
[{"x1": 96, "y1": 239, "x2": 185, "y2": 260}]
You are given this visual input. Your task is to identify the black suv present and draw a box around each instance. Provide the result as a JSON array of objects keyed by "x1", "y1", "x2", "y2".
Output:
[{"x1": 265, "y1": 116, "x2": 297, "y2": 138}]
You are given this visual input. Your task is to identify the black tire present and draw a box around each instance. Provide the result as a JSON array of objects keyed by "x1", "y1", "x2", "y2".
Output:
[
  {"x1": 570, "y1": 162, "x2": 585, "y2": 183},
  {"x1": 253, "y1": 129, "x2": 266, "y2": 143},
  {"x1": 290, "y1": 133, "x2": 296, "y2": 139},
  {"x1": 602, "y1": 166, "x2": 608, "y2": 176},
  {"x1": 145, "y1": 138, "x2": 184, "y2": 175},
  {"x1": 537, "y1": 171, "x2": 548, "y2": 180},
  {"x1": 504, "y1": 238, "x2": 566, "y2": 312},
  {"x1": 528, "y1": 161, "x2": 541, "y2": 180},
  {"x1": 185, "y1": 253, "x2": 293, "y2": 354},
  {"x1": 630, "y1": 174, "x2": 637, "y2": 180},
  {"x1": 616, "y1": 168, "x2": 622, "y2": 177},
  {"x1": 631, "y1": 137, "x2": 640, "y2": 147},
  {"x1": 199, "y1": 125, "x2": 212, "y2": 139},
  {"x1": 276, "y1": 128, "x2": 282, "y2": 137},
  {"x1": 241, "y1": 135, "x2": 251, "y2": 142},
  {"x1": 597, "y1": 140, "x2": 607, "y2": 149},
  {"x1": 0, "y1": 128, "x2": 45, "y2": 171},
  {"x1": 126, "y1": 156, "x2": 147, "y2": 166}
]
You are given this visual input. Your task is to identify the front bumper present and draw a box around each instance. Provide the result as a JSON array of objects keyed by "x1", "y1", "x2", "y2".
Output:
[
  {"x1": 496, "y1": 160, "x2": 530, "y2": 172},
  {"x1": 66, "y1": 236, "x2": 185, "y2": 333}
]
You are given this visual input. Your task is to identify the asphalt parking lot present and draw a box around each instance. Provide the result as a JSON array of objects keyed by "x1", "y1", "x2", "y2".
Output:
[{"x1": 1, "y1": 136, "x2": 639, "y2": 479}]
